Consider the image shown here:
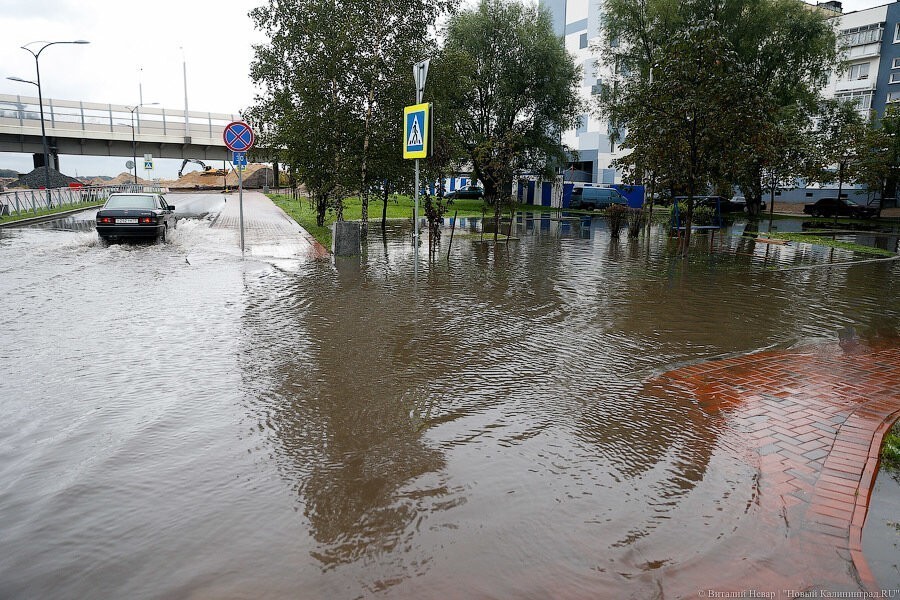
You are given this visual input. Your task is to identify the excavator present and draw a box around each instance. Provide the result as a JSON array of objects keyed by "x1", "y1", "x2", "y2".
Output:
[{"x1": 177, "y1": 158, "x2": 228, "y2": 178}]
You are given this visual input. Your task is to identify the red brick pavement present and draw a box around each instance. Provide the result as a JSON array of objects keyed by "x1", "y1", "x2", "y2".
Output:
[{"x1": 653, "y1": 342, "x2": 900, "y2": 594}]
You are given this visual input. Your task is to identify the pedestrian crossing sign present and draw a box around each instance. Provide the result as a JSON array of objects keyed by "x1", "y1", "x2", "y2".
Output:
[{"x1": 403, "y1": 103, "x2": 431, "y2": 159}]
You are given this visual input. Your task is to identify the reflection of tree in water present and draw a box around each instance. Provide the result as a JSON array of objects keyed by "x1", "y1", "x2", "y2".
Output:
[
  {"x1": 574, "y1": 377, "x2": 722, "y2": 549},
  {"x1": 239, "y1": 264, "x2": 458, "y2": 572}
]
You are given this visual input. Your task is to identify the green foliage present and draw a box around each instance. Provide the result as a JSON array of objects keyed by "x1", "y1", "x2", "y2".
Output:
[
  {"x1": 762, "y1": 232, "x2": 896, "y2": 257},
  {"x1": 881, "y1": 421, "x2": 900, "y2": 471},
  {"x1": 248, "y1": 0, "x2": 451, "y2": 227},
  {"x1": 607, "y1": 20, "x2": 755, "y2": 249},
  {"x1": 807, "y1": 99, "x2": 877, "y2": 201},
  {"x1": 438, "y1": 0, "x2": 582, "y2": 212},
  {"x1": 599, "y1": 0, "x2": 838, "y2": 217},
  {"x1": 606, "y1": 204, "x2": 629, "y2": 238},
  {"x1": 422, "y1": 194, "x2": 452, "y2": 258}
]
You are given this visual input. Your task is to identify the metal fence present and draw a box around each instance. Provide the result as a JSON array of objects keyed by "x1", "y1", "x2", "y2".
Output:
[{"x1": 0, "y1": 184, "x2": 168, "y2": 219}]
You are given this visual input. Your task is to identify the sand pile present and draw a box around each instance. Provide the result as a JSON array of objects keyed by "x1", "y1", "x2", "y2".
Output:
[
  {"x1": 104, "y1": 172, "x2": 152, "y2": 185},
  {"x1": 166, "y1": 163, "x2": 276, "y2": 189}
]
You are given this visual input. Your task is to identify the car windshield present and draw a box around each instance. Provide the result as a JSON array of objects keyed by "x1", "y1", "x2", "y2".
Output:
[
  {"x1": 843, "y1": 199, "x2": 859, "y2": 206},
  {"x1": 104, "y1": 195, "x2": 157, "y2": 209}
]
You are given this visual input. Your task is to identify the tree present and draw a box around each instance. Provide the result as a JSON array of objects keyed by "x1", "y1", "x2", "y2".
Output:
[
  {"x1": 877, "y1": 105, "x2": 900, "y2": 215},
  {"x1": 342, "y1": 0, "x2": 452, "y2": 229},
  {"x1": 808, "y1": 99, "x2": 868, "y2": 205},
  {"x1": 759, "y1": 105, "x2": 816, "y2": 219},
  {"x1": 248, "y1": 0, "x2": 450, "y2": 228},
  {"x1": 608, "y1": 21, "x2": 760, "y2": 252},
  {"x1": 438, "y1": 0, "x2": 582, "y2": 241},
  {"x1": 600, "y1": 0, "x2": 837, "y2": 217}
]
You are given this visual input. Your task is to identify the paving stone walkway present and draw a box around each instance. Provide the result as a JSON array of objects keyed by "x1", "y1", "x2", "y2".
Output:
[
  {"x1": 653, "y1": 342, "x2": 900, "y2": 593},
  {"x1": 210, "y1": 190, "x2": 328, "y2": 260}
]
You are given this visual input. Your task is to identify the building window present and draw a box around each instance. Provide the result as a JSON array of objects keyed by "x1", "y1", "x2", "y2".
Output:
[
  {"x1": 895, "y1": 23, "x2": 900, "y2": 43},
  {"x1": 888, "y1": 90, "x2": 900, "y2": 103},
  {"x1": 836, "y1": 90, "x2": 873, "y2": 111},
  {"x1": 579, "y1": 33, "x2": 587, "y2": 49},
  {"x1": 841, "y1": 25, "x2": 883, "y2": 47},
  {"x1": 849, "y1": 63, "x2": 870, "y2": 80},
  {"x1": 893, "y1": 57, "x2": 900, "y2": 69},
  {"x1": 891, "y1": 72, "x2": 900, "y2": 84}
]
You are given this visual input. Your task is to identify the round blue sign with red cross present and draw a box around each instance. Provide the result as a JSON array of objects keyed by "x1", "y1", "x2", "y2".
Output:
[{"x1": 223, "y1": 121, "x2": 255, "y2": 152}]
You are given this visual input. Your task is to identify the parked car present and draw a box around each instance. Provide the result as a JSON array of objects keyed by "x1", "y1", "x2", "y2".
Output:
[
  {"x1": 96, "y1": 193, "x2": 176, "y2": 242},
  {"x1": 672, "y1": 195, "x2": 764, "y2": 212},
  {"x1": 570, "y1": 186, "x2": 627, "y2": 209},
  {"x1": 802, "y1": 197, "x2": 876, "y2": 218},
  {"x1": 728, "y1": 195, "x2": 767, "y2": 212},
  {"x1": 444, "y1": 185, "x2": 484, "y2": 200}
]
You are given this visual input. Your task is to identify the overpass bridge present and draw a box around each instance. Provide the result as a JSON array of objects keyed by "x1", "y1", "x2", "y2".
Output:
[{"x1": 0, "y1": 93, "x2": 247, "y2": 168}]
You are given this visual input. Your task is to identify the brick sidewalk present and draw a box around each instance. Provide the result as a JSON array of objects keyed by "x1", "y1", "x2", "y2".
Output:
[
  {"x1": 653, "y1": 342, "x2": 900, "y2": 593},
  {"x1": 211, "y1": 190, "x2": 328, "y2": 259}
]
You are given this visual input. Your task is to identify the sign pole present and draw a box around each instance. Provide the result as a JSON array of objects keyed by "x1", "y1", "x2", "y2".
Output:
[
  {"x1": 223, "y1": 122, "x2": 255, "y2": 257},
  {"x1": 413, "y1": 59, "x2": 428, "y2": 278},
  {"x1": 414, "y1": 157, "x2": 419, "y2": 275},
  {"x1": 239, "y1": 165, "x2": 245, "y2": 256}
]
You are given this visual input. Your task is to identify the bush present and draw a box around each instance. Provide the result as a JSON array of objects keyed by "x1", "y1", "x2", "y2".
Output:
[
  {"x1": 627, "y1": 208, "x2": 647, "y2": 238},
  {"x1": 606, "y1": 204, "x2": 629, "y2": 238},
  {"x1": 672, "y1": 201, "x2": 716, "y2": 227}
]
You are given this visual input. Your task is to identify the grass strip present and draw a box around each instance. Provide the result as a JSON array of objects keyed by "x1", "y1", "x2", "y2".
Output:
[
  {"x1": 0, "y1": 201, "x2": 104, "y2": 225},
  {"x1": 882, "y1": 422, "x2": 900, "y2": 471},
  {"x1": 268, "y1": 193, "x2": 597, "y2": 248},
  {"x1": 757, "y1": 232, "x2": 896, "y2": 257}
]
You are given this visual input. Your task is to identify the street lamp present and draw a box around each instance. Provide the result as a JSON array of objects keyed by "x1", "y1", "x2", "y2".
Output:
[
  {"x1": 126, "y1": 103, "x2": 159, "y2": 184},
  {"x1": 11, "y1": 40, "x2": 89, "y2": 206}
]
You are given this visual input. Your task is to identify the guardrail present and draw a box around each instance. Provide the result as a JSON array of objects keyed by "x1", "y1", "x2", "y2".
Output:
[
  {"x1": 0, "y1": 184, "x2": 168, "y2": 219},
  {"x1": 0, "y1": 93, "x2": 240, "y2": 147}
]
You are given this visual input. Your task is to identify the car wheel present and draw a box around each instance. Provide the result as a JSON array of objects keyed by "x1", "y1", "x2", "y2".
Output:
[{"x1": 159, "y1": 225, "x2": 167, "y2": 243}]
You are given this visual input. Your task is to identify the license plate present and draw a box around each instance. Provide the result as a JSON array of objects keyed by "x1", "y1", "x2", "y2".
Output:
[{"x1": 116, "y1": 218, "x2": 138, "y2": 224}]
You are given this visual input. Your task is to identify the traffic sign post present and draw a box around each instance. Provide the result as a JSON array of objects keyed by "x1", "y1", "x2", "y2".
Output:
[
  {"x1": 408, "y1": 59, "x2": 430, "y2": 279},
  {"x1": 223, "y1": 122, "x2": 255, "y2": 255}
]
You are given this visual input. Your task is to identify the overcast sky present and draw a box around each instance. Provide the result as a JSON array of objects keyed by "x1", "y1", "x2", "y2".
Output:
[{"x1": 0, "y1": 0, "x2": 892, "y2": 179}]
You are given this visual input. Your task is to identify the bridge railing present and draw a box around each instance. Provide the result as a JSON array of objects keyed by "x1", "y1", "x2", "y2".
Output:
[
  {"x1": 0, "y1": 93, "x2": 241, "y2": 146},
  {"x1": 0, "y1": 184, "x2": 168, "y2": 219}
]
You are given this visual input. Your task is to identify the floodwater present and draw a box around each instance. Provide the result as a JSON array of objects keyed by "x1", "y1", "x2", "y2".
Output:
[{"x1": 1, "y1": 197, "x2": 898, "y2": 599}]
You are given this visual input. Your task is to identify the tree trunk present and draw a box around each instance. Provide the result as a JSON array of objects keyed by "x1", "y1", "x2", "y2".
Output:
[
  {"x1": 381, "y1": 185, "x2": 389, "y2": 230},
  {"x1": 315, "y1": 193, "x2": 328, "y2": 227},
  {"x1": 360, "y1": 84, "x2": 375, "y2": 234}
]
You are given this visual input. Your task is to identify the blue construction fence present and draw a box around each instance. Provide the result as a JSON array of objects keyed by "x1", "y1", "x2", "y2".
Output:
[
  {"x1": 515, "y1": 181, "x2": 645, "y2": 209},
  {"x1": 427, "y1": 178, "x2": 646, "y2": 210}
]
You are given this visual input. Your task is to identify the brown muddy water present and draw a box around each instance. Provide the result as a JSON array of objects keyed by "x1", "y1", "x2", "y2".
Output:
[{"x1": 1, "y1": 199, "x2": 898, "y2": 598}]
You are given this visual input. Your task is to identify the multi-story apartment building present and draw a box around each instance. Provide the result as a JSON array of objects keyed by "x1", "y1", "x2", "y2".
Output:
[
  {"x1": 543, "y1": 0, "x2": 900, "y2": 192},
  {"x1": 541, "y1": 0, "x2": 623, "y2": 185},
  {"x1": 823, "y1": 1, "x2": 900, "y2": 120}
]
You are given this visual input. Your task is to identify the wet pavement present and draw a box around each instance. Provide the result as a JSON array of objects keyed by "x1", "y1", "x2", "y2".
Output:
[
  {"x1": 652, "y1": 343, "x2": 900, "y2": 594},
  {"x1": 0, "y1": 199, "x2": 898, "y2": 598}
]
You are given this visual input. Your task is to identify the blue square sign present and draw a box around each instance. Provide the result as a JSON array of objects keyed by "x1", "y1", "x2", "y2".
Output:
[{"x1": 403, "y1": 103, "x2": 430, "y2": 159}]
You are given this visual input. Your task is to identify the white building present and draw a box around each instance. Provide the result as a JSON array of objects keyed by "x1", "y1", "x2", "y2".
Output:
[{"x1": 541, "y1": 0, "x2": 624, "y2": 185}]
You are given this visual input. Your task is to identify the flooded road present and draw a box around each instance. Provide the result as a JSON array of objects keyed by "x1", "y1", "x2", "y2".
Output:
[{"x1": 1, "y1": 198, "x2": 898, "y2": 598}]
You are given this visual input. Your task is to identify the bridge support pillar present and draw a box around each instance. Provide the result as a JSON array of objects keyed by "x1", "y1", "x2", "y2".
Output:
[{"x1": 32, "y1": 150, "x2": 59, "y2": 171}]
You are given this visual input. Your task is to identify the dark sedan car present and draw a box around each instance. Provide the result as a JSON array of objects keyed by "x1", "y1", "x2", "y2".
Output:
[
  {"x1": 96, "y1": 193, "x2": 176, "y2": 242},
  {"x1": 443, "y1": 185, "x2": 484, "y2": 200},
  {"x1": 802, "y1": 197, "x2": 876, "y2": 218}
]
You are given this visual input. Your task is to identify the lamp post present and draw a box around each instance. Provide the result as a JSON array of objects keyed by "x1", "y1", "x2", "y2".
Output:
[
  {"x1": 11, "y1": 40, "x2": 89, "y2": 206},
  {"x1": 126, "y1": 103, "x2": 159, "y2": 184}
]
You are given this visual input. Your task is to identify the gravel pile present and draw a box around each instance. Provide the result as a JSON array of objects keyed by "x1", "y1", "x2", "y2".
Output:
[{"x1": 17, "y1": 166, "x2": 81, "y2": 189}]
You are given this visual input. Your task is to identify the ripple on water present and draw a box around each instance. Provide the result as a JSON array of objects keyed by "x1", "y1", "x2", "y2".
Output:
[{"x1": 1, "y1": 215, "x2": 897, "y2": 598}]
